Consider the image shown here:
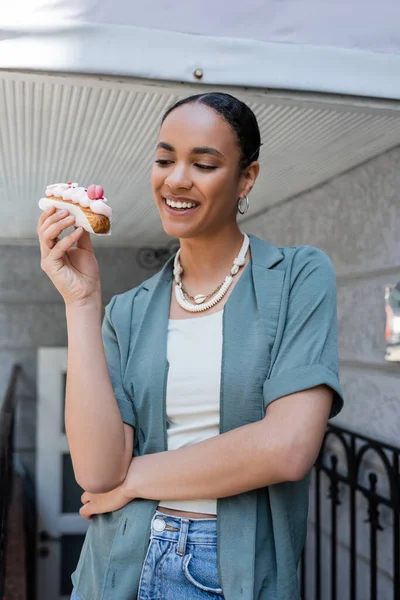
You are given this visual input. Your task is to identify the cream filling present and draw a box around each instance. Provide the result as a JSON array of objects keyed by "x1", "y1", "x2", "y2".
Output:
[{"x1": 38, "y1": 197, "x2": 112, "y2": 236}]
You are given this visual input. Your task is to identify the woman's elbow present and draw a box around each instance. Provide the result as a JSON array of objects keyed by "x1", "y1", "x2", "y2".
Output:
[
  {"x1": 282, "y1": 445, "x2": 314, "y2": 482},
  {"x1": 73, "y1": 451, "x2": 132, "y2": 493},
  {"x1": 75, "y1": 471, "x2": 125, "y2": 494},
  {"x1": 285, "y1": 462, "x2": 311, "y2": 482}
]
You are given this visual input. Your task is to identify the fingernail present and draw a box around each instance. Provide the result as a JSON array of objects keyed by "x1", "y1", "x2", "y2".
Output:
[{"x1": 59, "y1": 210, "x2": 68, "y2": 216}]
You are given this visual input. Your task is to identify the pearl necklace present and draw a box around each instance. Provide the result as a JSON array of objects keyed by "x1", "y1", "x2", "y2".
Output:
[{"x1": 173, "y1": 233, "x2": 250, "y2": 313}]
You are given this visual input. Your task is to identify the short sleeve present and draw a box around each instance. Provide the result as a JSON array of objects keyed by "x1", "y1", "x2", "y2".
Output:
[
  {"x1": 102, "y1": 296, "x2": 137, "y2": 428},
  {"x1": 263, "y1": 246, "x2": 344, "y2": 419}
]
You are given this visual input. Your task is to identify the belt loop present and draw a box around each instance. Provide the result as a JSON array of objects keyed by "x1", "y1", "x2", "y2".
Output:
[{"x1": 176, "y1": 519, "x2": 189, "y2": 556}]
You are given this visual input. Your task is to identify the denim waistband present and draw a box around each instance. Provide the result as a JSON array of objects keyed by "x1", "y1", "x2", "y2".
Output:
[{"x1": 150, "y1": 510, "x2": 218, "y2": 552}]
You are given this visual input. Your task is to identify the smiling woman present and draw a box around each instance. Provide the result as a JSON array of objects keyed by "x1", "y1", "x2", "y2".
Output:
[
  {"x1": 150, "y1": 94, "x2": 260, "y2": 244},
  {"x1": 37, "y1": 91, "x2": 343, "y2": 600}
]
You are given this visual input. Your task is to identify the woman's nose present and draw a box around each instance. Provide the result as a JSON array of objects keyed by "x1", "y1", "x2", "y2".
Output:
[{"x1": 164, "y1": 165, "x2": 191, "y2": 190}]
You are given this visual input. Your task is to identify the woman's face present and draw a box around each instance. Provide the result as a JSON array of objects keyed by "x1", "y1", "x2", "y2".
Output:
[{"x1": 151, "y1": 103, "x2": 255, "y2": 240}]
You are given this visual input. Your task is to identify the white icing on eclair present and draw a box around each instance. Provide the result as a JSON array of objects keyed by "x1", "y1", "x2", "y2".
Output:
[{"x1": 45, "y1": 182, "x2": 112, "y2": 218}]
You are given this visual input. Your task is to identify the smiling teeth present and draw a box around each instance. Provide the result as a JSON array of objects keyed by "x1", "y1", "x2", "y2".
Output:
[{"x1": 166, "y1": 198, "x2": 196, "y2": 209}]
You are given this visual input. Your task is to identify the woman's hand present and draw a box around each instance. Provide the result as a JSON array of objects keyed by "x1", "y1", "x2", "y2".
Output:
[
  {"x1": 80, "y1": 485, "x2": 133, "y2": 520},
  {"x1": 37, "y1": 205, "x2": 101, "y2": 307}
]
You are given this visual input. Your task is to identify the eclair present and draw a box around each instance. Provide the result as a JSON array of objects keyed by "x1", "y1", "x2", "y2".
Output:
[{"x1": 38, "y1": 182, "x2": 112, "y2": 235}]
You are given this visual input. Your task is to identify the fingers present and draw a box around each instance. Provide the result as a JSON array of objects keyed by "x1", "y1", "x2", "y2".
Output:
[
  {"x1": 50, "y1": 227, "x2": 84, "y2": 261},
  {"x1": 38, "y1": 209, "x2": 77, "y2": 260},
  {"x1": 37, "y1": 206, "x2": 68, "y2": 235},
  {"x1": 80, "y1": 492, "x2": 93, "y2": 520},
  {"x1": 75, "y1": 227, "x2": 94, "y2": 253},
  {"x1": 41, "y1": 212, "x2": 75, "y2": 240},
  {"x1": 38, "y1": 207, "x2": 95, "y2": 263},
  {"x1": 37, "y1": 205, "x2": 56, "y2": 228},
  {"x1": 79, "y1": 505, "x2": 92, "y2": 520}
]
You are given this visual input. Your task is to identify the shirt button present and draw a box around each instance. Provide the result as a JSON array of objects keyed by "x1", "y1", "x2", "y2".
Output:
[{"x1": 153, "y1": 518, "x2": 166, "y2": 532}]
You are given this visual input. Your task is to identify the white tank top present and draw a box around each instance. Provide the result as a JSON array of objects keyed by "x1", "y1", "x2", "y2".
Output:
[{"x1": 158, "y1": 310, "x2": 223, "y2": 515}]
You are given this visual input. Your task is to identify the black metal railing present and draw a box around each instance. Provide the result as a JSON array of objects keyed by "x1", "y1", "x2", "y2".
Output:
[
  {"x1": 0, "y1": 364, "x2": 22, "y2": 599},
  {"x1": 301, "y1": 423, "x2": 400, "y2": 600}
]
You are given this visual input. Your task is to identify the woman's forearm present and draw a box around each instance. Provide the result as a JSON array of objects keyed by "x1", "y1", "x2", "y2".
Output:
[
  {"x1": 80, "y1": 388, "x2": 331, "y2": 518},
  {"x1": 65, "y1": 300, "x2": 130, "y2": 493},
  {"x1": 123, "y1": 418, "x2": 295, "y2": 502},
  {"x1": 123, "y1": 387, "x2": 332, "y2": 502}
]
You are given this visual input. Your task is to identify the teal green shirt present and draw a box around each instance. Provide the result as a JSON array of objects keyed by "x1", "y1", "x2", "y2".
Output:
[{"x1": 72, "y1": 234, "x2": 344, "y2": 600}]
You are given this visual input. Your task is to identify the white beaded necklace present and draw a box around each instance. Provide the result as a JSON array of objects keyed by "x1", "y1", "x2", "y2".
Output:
[{"x1": 173, "y1": 233, "x2": 250, "y2": 313}]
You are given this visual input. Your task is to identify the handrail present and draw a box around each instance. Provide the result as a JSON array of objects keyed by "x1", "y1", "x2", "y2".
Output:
[
  {"x1": 301, "y1": 422, "x2": 400, "y2": 600},
  {"x1": 0, "y1": 364, "x2": 22, "y2": 599}
]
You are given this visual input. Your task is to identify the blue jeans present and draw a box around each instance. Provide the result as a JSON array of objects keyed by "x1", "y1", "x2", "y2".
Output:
[{"x1": 71, "y1": 509, "x2": 224, "y2": 599}]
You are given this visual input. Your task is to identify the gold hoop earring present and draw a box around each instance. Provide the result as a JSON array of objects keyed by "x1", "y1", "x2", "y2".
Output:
[{"x1": 238, "y1": 196, "x2": 249, "y2": 215}]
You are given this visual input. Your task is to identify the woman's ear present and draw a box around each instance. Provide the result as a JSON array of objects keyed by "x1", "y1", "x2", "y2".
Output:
[{"x1": 240, "y1": 161, "x2": 260, "y2": 197}]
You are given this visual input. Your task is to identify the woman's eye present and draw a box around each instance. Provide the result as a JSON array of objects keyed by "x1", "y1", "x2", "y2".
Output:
[
  {"x1": 154, "y1": 159, "x2": 216, "y2": 170},
  {"x1": 195, "y1": 164, "x2": 217, "y2": 170},
  {"x1": 155, "y1": 159, "x2": 173, "y2": 166}
]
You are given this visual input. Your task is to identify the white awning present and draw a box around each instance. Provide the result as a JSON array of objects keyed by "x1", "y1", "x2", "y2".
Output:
[
  {"x1": 1, "y1": 0, "x2": 400, "y2": 100},
  {"x1": 1, "y1": 3, "x2": 400, "y2": 247}
]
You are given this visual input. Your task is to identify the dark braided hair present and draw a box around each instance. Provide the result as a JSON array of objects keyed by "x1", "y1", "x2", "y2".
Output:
[{"x1": 161, "y1": 92, "x2": 261, "y2": 171}]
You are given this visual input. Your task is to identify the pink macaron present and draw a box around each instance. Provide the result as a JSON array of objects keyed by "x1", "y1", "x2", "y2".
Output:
[{"x1": 87, "y1": 184, "x2": 104, "y2": 200}]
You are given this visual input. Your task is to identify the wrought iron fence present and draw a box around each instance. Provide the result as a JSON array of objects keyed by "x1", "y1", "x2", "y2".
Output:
[
  {"x1": 0, "y1": 364, "x2": 21, "y2": 599},
  {"x1": 301, "y1": 423, "x2": 400, "y2": 600}
]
